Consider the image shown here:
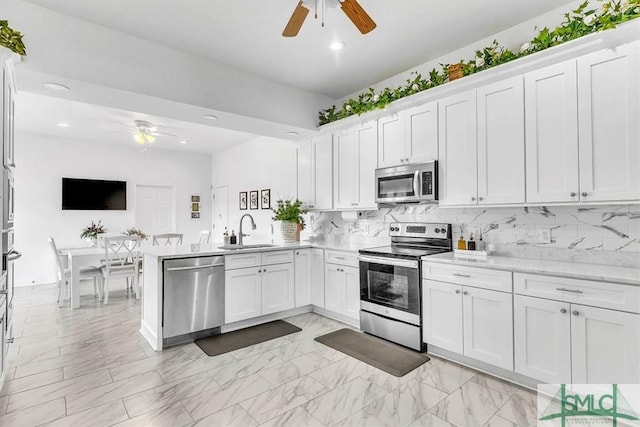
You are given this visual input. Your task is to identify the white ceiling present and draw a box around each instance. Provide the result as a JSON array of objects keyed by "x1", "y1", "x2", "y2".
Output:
[
  {"x1": 15, "y1": 92, "x2": 258, "y2": 153},
  {"x1": 13, "y1": 0, "x2": 577, "y2": 153},
  {"x1": 25, "y1": 0, "x2": 575, "y2": 99}
]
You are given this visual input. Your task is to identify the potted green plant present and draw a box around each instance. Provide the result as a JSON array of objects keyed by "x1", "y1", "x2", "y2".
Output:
[
  {"x1": 80, "y1": 220, "x2": 106, "y2": 247},
  {"x1": 124, "y1": 227, "x2": 148, "y2": 240},
  {"x1": 0, "y1": 20, "x2": 26, "y2": 56},
  {"x1": 271, "y1": 198, "x2": 307, "y2": 242}
]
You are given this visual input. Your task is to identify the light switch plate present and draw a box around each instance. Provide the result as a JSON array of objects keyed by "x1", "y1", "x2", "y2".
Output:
[{"x1": 538, "y1": 228, "x2": 551, "y2": 244}]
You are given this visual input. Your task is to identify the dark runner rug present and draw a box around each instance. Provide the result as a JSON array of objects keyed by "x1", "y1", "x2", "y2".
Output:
[{"x1": 315, "y1": 328, "x2": 430, "y2": 377}]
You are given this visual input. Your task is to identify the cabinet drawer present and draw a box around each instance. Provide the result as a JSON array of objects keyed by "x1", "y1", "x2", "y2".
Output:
[
  {"x1": 422, "y1": 262, "x2": 512, "y2": 292},
  {"x1": 225, "y1": 252, "x2": 261, "y2": 270},
  {"x1": 514, "y1": 273, "x2": 640, "y2": 314},
  {"x1": 325, "y1": 250, "x2": 358, "y2": 268},
  {"x1": 261, "y1": 250, "x2": 294, "y2": 266}
]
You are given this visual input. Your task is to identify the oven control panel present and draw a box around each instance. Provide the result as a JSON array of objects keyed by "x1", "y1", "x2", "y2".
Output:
[{"x1": 389, "y1": 222, "x2": 450, "y2": 239}]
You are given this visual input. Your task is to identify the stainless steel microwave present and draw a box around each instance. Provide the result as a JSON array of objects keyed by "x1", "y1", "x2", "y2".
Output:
[{"x1": 375, "y1": 161, "x2": 438, "y2": 204}]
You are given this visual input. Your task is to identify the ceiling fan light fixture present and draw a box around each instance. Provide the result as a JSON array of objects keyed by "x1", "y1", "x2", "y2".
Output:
[
  {"x1": 134, "y1": 132, "x2": 156, "y2": 144},
  {"x1": 329, "y1": 41, "x2": 345, "y2": 51}
]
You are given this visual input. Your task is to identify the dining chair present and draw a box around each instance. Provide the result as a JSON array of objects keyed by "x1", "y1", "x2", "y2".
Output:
[
  {"x1": 198, "y1": 230, "x2": 211, "y2": 244},
  {"x1": 48, "y1": 237, "x2": 102, "y2": 306},
  {"x1": 101, "y1": 235, "x2": 140, "y2": 305},
  {"x1": 152, "y1": 233, "x2": 183, "y2": 246}
]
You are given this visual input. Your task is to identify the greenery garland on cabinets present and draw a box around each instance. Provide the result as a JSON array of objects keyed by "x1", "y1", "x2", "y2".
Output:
[
  {"x1": 0, "y1": 20, "x2": 26, "y2": 56},
  {"x1": 318, "y1": 0, "x2": 640, "y2": 126}
]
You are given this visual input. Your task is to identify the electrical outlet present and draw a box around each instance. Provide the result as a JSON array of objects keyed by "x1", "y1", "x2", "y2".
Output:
[{"x1": 538, "y1": 228, "x2": 551, "y2": 244}]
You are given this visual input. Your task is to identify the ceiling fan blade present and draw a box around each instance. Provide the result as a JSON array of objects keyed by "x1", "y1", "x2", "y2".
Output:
[
  {"x1": 153, "y1": 131, "x2": 178, "y2": 137},
  {"x1": 340, "y1": 0, "x2": 376, "y2": 34},
  {"x1": 282, "y1": 1, "x2": 309, "y2": 37}
]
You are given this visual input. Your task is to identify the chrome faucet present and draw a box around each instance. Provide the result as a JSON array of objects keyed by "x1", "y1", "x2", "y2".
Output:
[{"x1": 238, "y1": 214, "x2": 256, "y2": 246}]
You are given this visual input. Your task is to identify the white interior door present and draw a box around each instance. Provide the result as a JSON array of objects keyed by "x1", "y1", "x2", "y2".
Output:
[
  {"x1": 213, "y1": 186, "x2": 228, "y2": 240},
  {"x1": 135, "y1": 185, "x2": 175, "y2": 236}
]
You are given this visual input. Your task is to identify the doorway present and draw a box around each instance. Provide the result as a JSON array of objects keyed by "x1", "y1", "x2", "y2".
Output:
[{"x1": 213, "y1": 185, "x2": 228, "y2": 241}]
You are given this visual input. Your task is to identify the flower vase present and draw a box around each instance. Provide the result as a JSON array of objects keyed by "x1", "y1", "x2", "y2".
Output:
[
  {"x1": 295, "y1": 223, "x2": 302, "y2": 241},
  {"x1": 280, "y1": 221, "x2": 298, "y2": 242}
]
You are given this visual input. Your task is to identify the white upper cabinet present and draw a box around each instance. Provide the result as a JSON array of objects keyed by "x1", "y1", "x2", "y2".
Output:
[
  {"x1": 438, "y1": 90, "x2": 477, "y2": 206},
  {"x1": 525, "y1": 60, "x2": 580, "y2": 203},
  {"x1": 476, "y1": 76, "x2": 525, "y2": 204},
  {"x1": 334, "y1": 121, "x2": 378, "y2": 210},
  {"x1": 378, "y1": 102, "x2": 438, "y2": 168},
  {"x1": 577, "y1": 42, "x2": 640, "y2": 202},
  {"x1": 296, "y1": 133, "x2": 333, "y2": 210}
]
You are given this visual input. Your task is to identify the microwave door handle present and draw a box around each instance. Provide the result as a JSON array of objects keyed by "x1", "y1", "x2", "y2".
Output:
[{"x1": 413, "y1": 171, "x2": 420, "y2": 196}]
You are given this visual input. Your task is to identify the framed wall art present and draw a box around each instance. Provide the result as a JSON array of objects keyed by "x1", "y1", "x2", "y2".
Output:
[
  {"x1": 239, "y1": 192, "x2": 247, "y2": 210},
  {"x1": 250, "y1": 191, "x2": 259, "y2": 210},
  {"x1": 261, "y1": 189, "x2": 271, "y2": 209}
]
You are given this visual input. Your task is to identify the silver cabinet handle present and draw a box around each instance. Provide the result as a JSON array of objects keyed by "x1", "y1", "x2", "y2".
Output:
[
  {"x1": 556, "y1": 288, "x2": 583, "y2": 294},
  {"x1": 263, "y1": 268, "x2": 267, "y2": 272},
  {"x1": 453, "y1": 273, "x2": 471, "y2": 278},
  {"x1": 560, "y1": 308, "x2": 567, "y2": 314},
  {"x1": 471, "y1": 197, "x2": 476, "y2": 201},
  {"x1": 455, "y1": 289, "x2": 461, "y2": 294},
  {"x1": 581, "y1": 192, "x2": 588, "y2": 197},
  {"x1": 335, "y1": 257, "x2": 345, "y2": 260},
  {"x1": 296, "y1": 251, "x2": 299, "y2": 255},
  {"x1": 309, "y1": 205, "x2": 315, "y2": 208},
  {"x1": 258, "y1": 269, "x2": 262, "y2": 273},
  {"x1": 166, "y1": 263, "x2": 224, "y2": 271},
  {"x1": 570, "y1": 192, "x2": 576, "y2": 197},
  {"x1": 6, "y1": 337, "x2": 14, "y2": 344},
  {"x1": 463, "y1": 291, "x2": 469, "y2": 295},
  {"x1": 478, "y1": 197, "x2": 484, "y2": 201},
  {"x1": 351, "y1": 203, "x2": 358, "y2": 206},
  {"x1": 0, "y1": 290, "x2": 6, "y2": 295},
  {"x1": 572, "y1": 310, "x2": 580, "y2": 316}
]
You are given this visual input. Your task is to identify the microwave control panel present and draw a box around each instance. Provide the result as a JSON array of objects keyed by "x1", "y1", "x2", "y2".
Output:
[{"x1": 422, "y1": 171, "x2": 433, "y2": 195}]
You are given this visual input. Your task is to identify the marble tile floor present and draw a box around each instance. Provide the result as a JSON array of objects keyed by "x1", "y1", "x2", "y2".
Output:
[{"x1": 0, "y1": 281, "x2": 539, "y2": 427}]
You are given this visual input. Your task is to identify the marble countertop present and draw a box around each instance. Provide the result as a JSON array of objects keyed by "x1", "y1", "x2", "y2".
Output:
[
  {"x1": 422, "y1": 252, "x2": 640, "y2": 286},
  {"x1": 141, "y1": 240, "x2": 374, "y2": 260}
]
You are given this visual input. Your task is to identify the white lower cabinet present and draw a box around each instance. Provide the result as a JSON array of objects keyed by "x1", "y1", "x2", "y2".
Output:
[
  {"x1": 225, "y1": 251, "x2": 294, "y2": 323},
  {"x1": 514, "y1": 273, "x2": 640, "y2": 384},
  {"x1": 324, "y1": 261, "x2": 360, "y2": 323},
  {"x1": 225, "y1": 267, "x2": 262, "y2": 324},
  {"x1": 310, "y1": 249, "x2": 325, "y2": 308},
  {"x1": 422, "y1": 279, "x2": 513, "y2": 370},
  {"x1": 294, "y1": 249, "x2": 312, "y2": 307}
]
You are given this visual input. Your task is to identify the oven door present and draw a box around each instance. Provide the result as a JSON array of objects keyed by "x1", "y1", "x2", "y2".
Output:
[{"x1": 358, "y1": 255, "x2": 421, "y2": 325}]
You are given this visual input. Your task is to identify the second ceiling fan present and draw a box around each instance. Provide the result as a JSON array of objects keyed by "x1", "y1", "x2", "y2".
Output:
[{"x1": 283, "y1": 0, "x2": 376, "y2": 37}]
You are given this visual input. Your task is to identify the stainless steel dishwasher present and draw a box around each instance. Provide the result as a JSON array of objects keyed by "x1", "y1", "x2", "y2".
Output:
[{"x1": 163, "y1": 255, "x2": 225, "y2": 346}]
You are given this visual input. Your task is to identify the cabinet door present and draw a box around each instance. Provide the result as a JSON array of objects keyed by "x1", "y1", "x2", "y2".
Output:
[
  {"x1": 343, "y1": 266, "x2": 360, "y2": 322},
  {"x1": 262, "y1": 263, "x2": 295, "y2": 315},
  {"x1": 577, "y1": 43, "x2": 640, "y2": 202},
  {"x1": 571, "y1": 304, "x2": 640, "y2": 384},
  {"x1": 514, "y1": 295, "x2": 571, "y2": 384},
  {"x1": 324, "y1": 263, "x2": 345, "y2": 314},
  {"x1": 294, "y1": 249, "x2": 312, "y2": 307},
  {"x1": 356, "y1": 121, "x2": 378, "y2": 209},
  {"x1": 225, "y1": 267, "x2": 262, "y2": 323},
  {"x1": 422, "y1": 280, "x2": 463, "y2": 354},
  {"x1": 333, "y1": 128, "x2": 358, "y2": 209},
  {"x1": 405, "y1": 102, "x2": 438, "y2": 164},
  {"x1": 313, "y1": 133, "x2": 333, "y2": 210},
  {"x1": 477, "y1": 77, "x2": 525, "y2": 204},
  {"x1": 462, "y1": 287, "x2": 513, "y2": 370},
  {"x1": 310, "y1": 248, "x2": 325, "y2": 308},
  {"x1": 377, "y1": 113, "x2": 405, "y2": 168},
  {"x1": 438, "y1": 90, "x2": 477, "y2": 206},
  {"x1": 296, "y1": 140, "x2": 313, "y2": 207},
  {"x1": 525, "y1": 61, "x2": 579, "y2": 203}
]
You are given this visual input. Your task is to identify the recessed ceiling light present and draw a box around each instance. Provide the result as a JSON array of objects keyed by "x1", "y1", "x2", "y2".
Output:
[
  {"x1": 44, "y1": 83, "x2": 70, "y2": 92},
  {"x1": 202, "y1": 114, "x2": 218, "y2": 121},
  {"x1": 57, "y1": 122, "x2": 69, "y2": 127},
  {"x1": 286, "y1": 131, "x2": 299, "y2": 136},
  {"x1": 329, "y1": 41, "x2": 345, "y2": 51},
  {"x1": 179, "y1": 140, "x2": 188, "y2": 144}
]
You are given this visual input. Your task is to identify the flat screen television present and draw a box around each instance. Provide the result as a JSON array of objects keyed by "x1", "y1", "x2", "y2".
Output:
[{"x1": 62, "y1": 178, "x2": 127, "y2": 210}]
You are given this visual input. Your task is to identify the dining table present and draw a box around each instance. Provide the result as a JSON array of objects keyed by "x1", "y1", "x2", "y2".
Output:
[{"x1": 61, "y1": 246, "x2": 105, "y2": 308}]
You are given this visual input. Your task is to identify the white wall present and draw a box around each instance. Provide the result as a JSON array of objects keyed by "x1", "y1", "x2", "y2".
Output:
[
  {"x1": 211, "y1": 136, "x2": 297, "y2": 244},
  {"x1": 15, "y1": 133, "x2": 212, "y2": 286}
]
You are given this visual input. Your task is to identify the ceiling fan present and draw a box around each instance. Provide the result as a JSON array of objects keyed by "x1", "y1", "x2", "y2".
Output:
[
  {"x1": 130, "y1": 119, "x2": 177, "y2": 145},
  {"x1": 282, "y1": 0, "x2": 376, "y2": 37}
]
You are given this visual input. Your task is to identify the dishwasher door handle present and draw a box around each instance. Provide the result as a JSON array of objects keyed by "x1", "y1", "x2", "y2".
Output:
[{"x1": 166, "y1": 263, "x2": 224, "y2": 272}]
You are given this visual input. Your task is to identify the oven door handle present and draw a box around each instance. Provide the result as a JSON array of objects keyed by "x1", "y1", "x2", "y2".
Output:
[
  {"x1": 358, "y1": 255, "x2": 418, "y2": 269},
  {"x1": 7, "y1": 249, "x2": 22, "y2": 261}
]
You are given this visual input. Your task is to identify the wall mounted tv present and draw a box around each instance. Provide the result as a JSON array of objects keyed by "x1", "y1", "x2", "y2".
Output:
[{"x1": 62, "y1": 178, "x2": 127, "y2": 210}]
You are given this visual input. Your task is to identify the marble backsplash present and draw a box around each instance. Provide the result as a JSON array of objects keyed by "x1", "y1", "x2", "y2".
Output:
[{"x1": 303, "y1": 204, "x2": 640, "y2": 268}]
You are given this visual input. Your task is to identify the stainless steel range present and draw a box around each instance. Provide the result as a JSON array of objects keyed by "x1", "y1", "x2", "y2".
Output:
[{"x1": 358, "y1": 222, "x2": 452, "y2": 351}]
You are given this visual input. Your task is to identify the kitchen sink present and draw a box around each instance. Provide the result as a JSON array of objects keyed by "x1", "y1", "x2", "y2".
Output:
[{"x1": 218, "y1": 244, "x2": 276, "y2": 250}]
